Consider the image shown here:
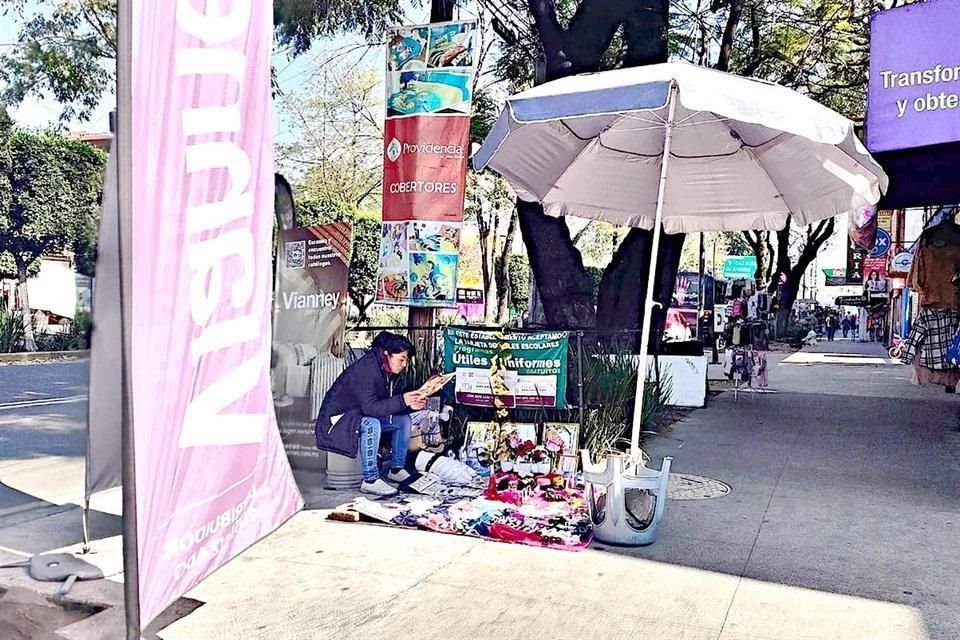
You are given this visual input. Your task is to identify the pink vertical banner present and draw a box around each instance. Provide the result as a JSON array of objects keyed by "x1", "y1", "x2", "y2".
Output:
[{"x1": 130, "y1": 0, "x2": 303, "y2": 627}]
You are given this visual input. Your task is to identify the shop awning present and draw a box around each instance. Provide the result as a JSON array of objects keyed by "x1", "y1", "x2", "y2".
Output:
[{"x1": 876, "y1": 141, "x2": 960, "y2": 208}]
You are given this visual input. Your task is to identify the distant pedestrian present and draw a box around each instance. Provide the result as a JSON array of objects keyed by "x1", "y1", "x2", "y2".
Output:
[
  {"x1": 825, "y1": 313, "x2": 838, "y2": 342},
  {"x1": 840, "y1": 315, "x2": 851, "y2": 339}
]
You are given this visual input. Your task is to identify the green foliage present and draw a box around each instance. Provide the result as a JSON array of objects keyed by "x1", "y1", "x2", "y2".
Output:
[
  {"x1": 0, "y1": 253, "x2": 39, "y2": 280},
  {"x1": 36, "y1": 311, "x2": 90, "y2": 352},
  {"x1": 273, "y1": 0, "x2": 406, "y2": 56},
  {"x1": 580, "y1": 349, "x2": 673, "y2": 463},
  {"x1": 573, "y1": 220, "x2": 625, "y2": 266},
  {"x1": 722, "y1": 231, "x2": 752, "y2": 257},
  {"x1": 470, "y1": 89, "x2": 500, "y2": 147},
  {"x1": 0, "y1": 308, "x2": 23, "y2": 352},
  {"x1": 0, "y1": 129, "x2": 107, "y2": 279},
  {"x1": 730, "y1": 0, "x2": 872, "y2": 120},
  {"x1": 0, "y1": 0, "x2": 116, "y2": 122},
  {"x1": 347, "y1": 215, "x2": 381, "y2": 322},
  {"x1": 276, "y1": 63, "x2": 383, "y2": 208},
  {"x1": 0, "y1": 308, "x2": 91, "y2": 353},
  {"x1": 670, "y1": 0, "x2": 874, "y2": 121},
  {"x1": 0, "y1": 0, "x2": 410, "y2": 122},
  {"x1": 508, "y1": 255, "x2": 530, "y2": 311},
  {"x1": 585, "y1": 266, "x2": 603, "y2": 306}
]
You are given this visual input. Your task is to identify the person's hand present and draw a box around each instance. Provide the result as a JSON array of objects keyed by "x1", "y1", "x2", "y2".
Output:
[{"x1": 403, "y1": 391, "x2": 427, "y2": 410}]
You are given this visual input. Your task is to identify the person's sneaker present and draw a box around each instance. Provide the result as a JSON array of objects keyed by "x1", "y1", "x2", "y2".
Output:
[
  {"x1": 387, "y1": 468, "x2": 411, "y2": 483},
  {"x1": 360, "y1": 479, "x2": 398, "y2": 497}
]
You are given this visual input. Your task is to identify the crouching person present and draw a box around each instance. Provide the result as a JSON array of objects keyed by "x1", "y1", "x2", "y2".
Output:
[{"x1": 315, "y1": 332, "x2": 427, "y2": 496}]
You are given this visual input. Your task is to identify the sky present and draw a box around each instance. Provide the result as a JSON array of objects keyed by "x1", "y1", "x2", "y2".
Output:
[{"x1": 0, "y1": 1, "x2": 484, "y2": 136}]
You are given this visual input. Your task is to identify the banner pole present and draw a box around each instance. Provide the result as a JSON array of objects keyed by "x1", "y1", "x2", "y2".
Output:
[{"x1": 117, "y1": 0, "x2": 141, "y2": 637}]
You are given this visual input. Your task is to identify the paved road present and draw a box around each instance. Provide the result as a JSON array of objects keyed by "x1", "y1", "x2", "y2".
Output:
[
  {"x1": 0, "y1": 360, "x2": 88, "y2": 462},
  {"x1": 0, "y1": 360, "x2": 110, "y2": 565}
]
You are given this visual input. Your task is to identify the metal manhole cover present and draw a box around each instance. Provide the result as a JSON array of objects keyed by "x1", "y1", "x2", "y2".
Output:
[{"x1": 667, "y1": 473, "x2": 731, "y2": 500}]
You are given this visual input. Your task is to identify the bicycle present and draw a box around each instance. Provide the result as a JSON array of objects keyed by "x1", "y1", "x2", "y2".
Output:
[{"x1": 888, "y1": 333, "x2": 903, "y2": 360}]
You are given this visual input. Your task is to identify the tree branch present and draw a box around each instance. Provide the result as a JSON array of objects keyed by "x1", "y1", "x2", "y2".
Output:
[
  {"x1": 572, "y1": 220, "x2": 596, "y2": 246},
  {"x1": 527, "y1": 0, "x2": 564, "y2": 58},
  {"x1": 739, "y1": 1, "x2": 765, "y2": 76},
  {"x1": 715, "y1": 0, "x2": 743, "y2": 72}
]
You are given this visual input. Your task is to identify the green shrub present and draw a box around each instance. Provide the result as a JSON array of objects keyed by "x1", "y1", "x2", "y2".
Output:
[
  {"x1": 35, "y1": 312, "x2": 90, "y2": 352},
  {"x1": 0, "y1": 309, "x2": 24, "y2": 353},
  {"x1": 580, "y1": 349, "x2": 673, "y2": 463}
]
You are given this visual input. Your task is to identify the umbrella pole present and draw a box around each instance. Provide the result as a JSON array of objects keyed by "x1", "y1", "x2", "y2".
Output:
[{"x1": 630, "y1": 80, "x2": 679, "y2": 459}]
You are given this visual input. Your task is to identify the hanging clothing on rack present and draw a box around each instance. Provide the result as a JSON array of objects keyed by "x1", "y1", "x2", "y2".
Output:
[
  {"x1": 901, "y1": 308, "x2": 960, "y2": 371},
  {"x1": 911, "y1": 359, "x2": 960, "y2": 388},
  {"x1": 908, "y1": 223, "x2": 960, "y2": 310}
]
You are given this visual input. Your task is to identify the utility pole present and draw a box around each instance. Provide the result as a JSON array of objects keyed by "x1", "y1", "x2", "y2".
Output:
[
  {"x1": 697, "y1": 232, "x2": 706, "y2": 343},
  {"x1": 409, "y1": 0, "x2": 459, "y2": 359}
]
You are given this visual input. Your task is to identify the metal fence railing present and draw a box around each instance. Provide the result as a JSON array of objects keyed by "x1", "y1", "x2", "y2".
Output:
[{"x1": 342, "y1": 324, "x2": 692, "y2": 451}]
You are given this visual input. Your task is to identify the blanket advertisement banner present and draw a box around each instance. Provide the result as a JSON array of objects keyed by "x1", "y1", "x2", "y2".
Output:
[
  {"x1": 443, "y1": 328, "x2": 569, "y2": 408},
  {"x1": 867, "y1": 1, "x2": 960, "y2": 153},
  {"x1": 376, "y1": 20, "x2": 478, "y2": 308},
  {"x1": 272, "y1": 223, "x2": 352, "y2": 470},
  {"x1": 129, "y1": 1, "x2": 303, "y2": 628}
]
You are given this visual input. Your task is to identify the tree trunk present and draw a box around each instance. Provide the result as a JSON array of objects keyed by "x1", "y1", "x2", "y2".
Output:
[
  {"x1": 481, "y1": 247, "x2": 495, "y2": 324},
  {"x1": 495, "y1": 209, "x2": 519, "y2": 325},
  {"x1": 430, "y1": 0, "x2": 456, "y2": 22},
  {"x1": 527, "y1": 271, "x2": 546, "y2": 327},
  {"x1": 775, "y1": 218, "x2": 835, "y2": 335},
  {"x1": 591, "y1": 0, "x2": 676, "y2": 343},
  {"x1": 596, "y1": 228, "x2": 685, "y2": 351},
  {"x1": 519, "y1": 0, "x2": 668, "y2": 330},
  {"x1": 15, "y1": 258, "x2": 38, "y2": 352},
  {"x1": 517, "y1": 200, "x2": 596, "y2": 329},
  {"x1": 715, "y1": 0, "x2": 743, "y2": 72},
  {"x1": 776, "y1": 279, "x2": 798, "y2": 336}
]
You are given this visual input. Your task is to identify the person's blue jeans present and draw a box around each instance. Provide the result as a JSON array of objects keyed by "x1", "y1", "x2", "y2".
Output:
[{"x1": 359, "y1": 415, "x2": 411, "y2": 482}]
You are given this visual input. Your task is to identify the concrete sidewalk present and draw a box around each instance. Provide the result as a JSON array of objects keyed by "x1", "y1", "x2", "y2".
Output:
[{"x1": 157, "y1": 342, "x2": 960, "y2": 640}]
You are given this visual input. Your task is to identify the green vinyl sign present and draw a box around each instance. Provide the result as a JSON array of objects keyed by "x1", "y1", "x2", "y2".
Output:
[{"x1": 443, "y1": 328, "x2": 568, "y2": 408}]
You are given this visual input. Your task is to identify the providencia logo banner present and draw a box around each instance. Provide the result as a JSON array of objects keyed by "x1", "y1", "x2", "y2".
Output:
[
  {"x1": 272, "y1": 223, "x2": 351, "y2": 470},
  {"x1": 128, "y1": 0, "x2": 303, "y2": 629},
  {"x1": 376, "y1": 20, "x2": 478, "y2": 308}
]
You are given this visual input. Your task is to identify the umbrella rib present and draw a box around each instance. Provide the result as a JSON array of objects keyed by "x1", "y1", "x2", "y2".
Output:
[{"x1": 718, "y1": 119, "x2": 797, "y2": 215}]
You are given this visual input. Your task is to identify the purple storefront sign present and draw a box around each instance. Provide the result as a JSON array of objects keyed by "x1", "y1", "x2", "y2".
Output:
[{"x1": 867, "y1": 0, "x2": 960, "y2": 153}]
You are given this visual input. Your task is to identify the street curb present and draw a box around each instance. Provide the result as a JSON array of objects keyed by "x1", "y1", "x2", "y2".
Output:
[{"x1": 0, "y1": 350, "x2": 89, "y2": 364}]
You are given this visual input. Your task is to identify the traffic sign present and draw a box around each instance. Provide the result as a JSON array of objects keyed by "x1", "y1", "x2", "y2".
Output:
[
  {"x1": 869, "y1": 229, "x2": 892, "y2": 258},
  {"x1": 723, "y1": 256, "x2": 758, "y2": 280},
  {"x1": 891, "y1": 251, "x2": 913, "y2": 274}
]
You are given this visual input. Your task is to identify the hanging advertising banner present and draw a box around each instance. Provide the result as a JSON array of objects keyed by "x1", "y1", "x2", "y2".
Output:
[
  {"x1": 272, "y1": 223, "x2": 352, "y2": 470},
  {"x1": 867, "y1": 1, "x2": 960, "y2": 153},
  {"x1": 846, "y1": 234, "x2": 868, "y2": 284},
  {"x1": 382, "y1": 116, "x2": 470, "y2": 222},
  {"x1": 823, "y1": 268, "x2": 847, "y2": 287},
  {"x1": 443, "y1": 328, "x2": 569, "y2": 408},
  {"x1": 126, "y1": 1, "x2": 303, "y2": 630},
  {"x1": 376, "y1": 20, "x2": 479, "y2": 308},
  {"x1": 849, "y1": 204, "x2": 878, "y2": 250},
  {"x1": 863, "y1": 256, "x2": 889, "y2": 292}
]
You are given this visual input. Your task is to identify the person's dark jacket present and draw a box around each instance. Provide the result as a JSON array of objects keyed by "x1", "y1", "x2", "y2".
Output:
[{"x1": 314, "y1": 347, "x2": 409, "y2": 458}]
